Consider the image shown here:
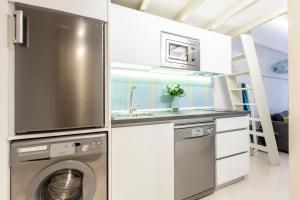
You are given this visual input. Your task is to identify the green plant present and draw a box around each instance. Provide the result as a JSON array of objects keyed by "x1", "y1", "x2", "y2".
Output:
[{"x1": 166, "y1": 84, "x2": 185, "y2": 97}]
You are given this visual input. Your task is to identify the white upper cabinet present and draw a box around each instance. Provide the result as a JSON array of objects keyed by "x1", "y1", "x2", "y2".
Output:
[
  {"x1": 110, "y1": 4, "x2": 231, "y2": 74},
  {"x1": 10, "y1": 0, "x2": 108, "y2": 21},
  {"x1": 159, "y1": 18, "x2": 231, "y2": 74},
  {"x1": 200, "y1": 31, "x2": 231, "y2": 74},
  {"x1": 110, "y1": 4, "x2": 161, "y2": 67}
]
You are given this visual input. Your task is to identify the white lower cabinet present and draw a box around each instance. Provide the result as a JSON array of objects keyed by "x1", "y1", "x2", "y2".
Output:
[
  {"x1": 216, "y1": 152, "x2": 250, "y2": 186},
  {"x1": 216, "y1": 115, "x2": 250, "y2": 186},
  {"x1": 111, "y1": 123, "x2": 174, "y2": 200}
]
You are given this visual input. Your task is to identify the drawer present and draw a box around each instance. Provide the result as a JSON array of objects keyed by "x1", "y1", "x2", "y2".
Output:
[
  {"x1": 216, "y1": 153, "x2": 250, "y2": 186},
  {"x1": 216, "y1": 116, "x2": 249, "y2": 132},
  {"x1": 216, "y1": 129, "x2": 249, "y2": 159}
]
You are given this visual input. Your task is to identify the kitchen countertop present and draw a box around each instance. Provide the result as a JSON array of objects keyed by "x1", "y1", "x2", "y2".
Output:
[{"x1": 111, "y1": 109, "x2": 249, "y2": 127}]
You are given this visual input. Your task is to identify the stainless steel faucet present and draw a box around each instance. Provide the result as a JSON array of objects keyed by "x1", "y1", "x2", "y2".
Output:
[{"x1": 129, "y1": 84, "x2": 136, "y2": 113}]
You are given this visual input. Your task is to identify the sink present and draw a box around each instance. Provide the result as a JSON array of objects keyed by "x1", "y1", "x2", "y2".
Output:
[{"x1": 112, "y1": 112, "x2": 155, "y2": 119}]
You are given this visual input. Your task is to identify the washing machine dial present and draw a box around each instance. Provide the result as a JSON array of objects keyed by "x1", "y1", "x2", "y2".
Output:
[{"x1": 81, "y1": 144, "x2": 89, "y2": 152}]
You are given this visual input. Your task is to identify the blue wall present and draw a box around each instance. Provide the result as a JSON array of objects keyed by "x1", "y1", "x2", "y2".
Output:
[{"x1": 111, "y1": 69, "x2": 214, "y2": 111}]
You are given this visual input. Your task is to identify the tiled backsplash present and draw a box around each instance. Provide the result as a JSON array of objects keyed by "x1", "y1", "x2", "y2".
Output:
[{"x1": 111, "y1": 69, "x2": 214, "y2": 111}]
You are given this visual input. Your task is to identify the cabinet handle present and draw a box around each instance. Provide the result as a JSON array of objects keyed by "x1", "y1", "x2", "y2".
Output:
[{"x1": 14, "y1": 10, "x2": 23, "y2": 44}]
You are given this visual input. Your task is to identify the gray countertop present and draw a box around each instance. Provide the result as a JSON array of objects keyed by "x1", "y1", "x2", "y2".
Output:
[{"x1": 111, "y1": 109, "x2": 249, "y2": 127}]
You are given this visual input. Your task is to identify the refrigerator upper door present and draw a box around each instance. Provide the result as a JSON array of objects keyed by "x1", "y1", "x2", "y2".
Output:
[{"x1": 15, "y1": 4, "x2": 105, "y2": 134}]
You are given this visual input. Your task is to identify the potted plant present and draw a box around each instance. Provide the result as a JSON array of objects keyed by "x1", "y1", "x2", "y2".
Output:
[{"x1": 166, "y1": 84, "x2": 185, "y2": 112}]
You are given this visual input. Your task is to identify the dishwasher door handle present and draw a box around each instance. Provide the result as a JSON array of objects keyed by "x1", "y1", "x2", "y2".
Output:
[
  {"x1": 182, "y1": 134, "x2": 214, "y2": 140},
  {"x1": 174, "y1": 122, "x2": 214, "y2": 129}
]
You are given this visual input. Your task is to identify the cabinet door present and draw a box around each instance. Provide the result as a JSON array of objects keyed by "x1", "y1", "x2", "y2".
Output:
[
  {"x1": 216, "y1": 130, "x2": 249, "y2": 159},
  {"x1": 112, "y1": 123, "x2": 174, "y2": 200},
  {"x1": 10, "y1": 0, "x2": 108, "y2": 21},
  {"x1": 216, "y1": 153, "x2": 250, "y2": 186},
  {"x1": 200, "y1": 31, "x2": 231, "y2": 74},
  {"x1": 216, "y1": 116, "x2": 249, "y2": 132},
  {"x1": 110, "y1": 4, "x2": 161, "y2": 67}
]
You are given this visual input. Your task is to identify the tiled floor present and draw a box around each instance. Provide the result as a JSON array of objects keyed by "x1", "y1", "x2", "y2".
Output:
[{"x1": 203, "y1": 152, "x2": 289, "y2": 200}]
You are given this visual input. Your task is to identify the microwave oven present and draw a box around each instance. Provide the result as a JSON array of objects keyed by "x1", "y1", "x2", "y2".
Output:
[{"x1": 161, "y1": 32, "x2": 200, "y2": 71}]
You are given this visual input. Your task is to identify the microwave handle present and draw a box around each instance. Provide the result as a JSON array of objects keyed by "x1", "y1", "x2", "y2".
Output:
[{"x1": 14, "y1": 10, "x2": 24, "y2": 44}]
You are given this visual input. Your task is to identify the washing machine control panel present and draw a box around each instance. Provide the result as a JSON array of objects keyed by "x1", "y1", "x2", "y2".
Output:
[
  {"x1": 50, "y1": 138, "x2": 104, "y2": 158},
  {"x1": 11, "y1": 133, "x2": 107, "y2": 163}
]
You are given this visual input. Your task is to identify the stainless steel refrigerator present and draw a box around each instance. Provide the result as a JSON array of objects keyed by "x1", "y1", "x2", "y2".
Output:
[{"x1": 14, "y1": 4, "x2": 105, "y2": 134}]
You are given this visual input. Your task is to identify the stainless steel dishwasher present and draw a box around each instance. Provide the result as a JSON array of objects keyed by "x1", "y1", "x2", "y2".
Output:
[{"x1": 175, "y1": 120, "x2": 216, "y2": 200}]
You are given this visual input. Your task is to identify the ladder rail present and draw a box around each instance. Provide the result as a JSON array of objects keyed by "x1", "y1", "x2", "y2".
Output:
[
  {"x1": 226, "y1": 34, "x2": 280, "y2": 166},
  {"x1": 241, "y1": 34, "x2": 280, "y2": 166}
]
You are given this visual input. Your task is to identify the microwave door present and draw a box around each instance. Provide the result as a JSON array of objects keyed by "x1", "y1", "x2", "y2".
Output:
[
  {"x1": 15, "y1": 5, "x2": 105, "y2": 134},
  {"x1": 166, "y1": 40, "x2": 189, "y2": 65},
  {"x1": 169, "y1": 43, "x2": 188, "y2": 61}
]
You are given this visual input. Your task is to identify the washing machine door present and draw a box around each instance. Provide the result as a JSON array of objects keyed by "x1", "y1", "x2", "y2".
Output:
[{"x1": 27, "y1": 160, "x2": 96, "y2": 200}]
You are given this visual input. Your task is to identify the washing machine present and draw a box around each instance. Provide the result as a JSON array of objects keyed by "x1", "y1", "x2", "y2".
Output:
[{"x1": 10, "y1": 132, "x2": 107, "y2": 200}]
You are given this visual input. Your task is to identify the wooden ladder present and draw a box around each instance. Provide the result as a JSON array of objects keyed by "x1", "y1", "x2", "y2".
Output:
[{"x1": 226, "y1": 34, "x2": 280, "y2": 166}]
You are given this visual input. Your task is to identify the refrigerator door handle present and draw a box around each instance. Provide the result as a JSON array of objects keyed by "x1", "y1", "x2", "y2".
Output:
[{"x1": 14, "y1": 10, "x2": 24, "y2": 44}]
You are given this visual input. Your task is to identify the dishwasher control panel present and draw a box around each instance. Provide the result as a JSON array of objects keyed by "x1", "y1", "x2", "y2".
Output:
[
  {"x1": 175, "y1": 122, "x2": 215, "y2": 140},
  {"x1": 192, "y1": 128, "x2": 205, "y2": 137}
]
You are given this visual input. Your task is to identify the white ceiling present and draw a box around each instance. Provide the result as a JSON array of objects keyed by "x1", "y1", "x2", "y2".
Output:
[
  {"x1": 111, "y1": 0, "x2": 288, "y2": 54},
  {"x1": 184, "y1": 0, "x2": 240, "y2": 27},
  {"x1": 214, "y1": 0, "x2": 286, "y2": 33}
]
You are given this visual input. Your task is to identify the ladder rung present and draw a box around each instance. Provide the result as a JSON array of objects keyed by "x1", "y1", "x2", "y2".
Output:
[
  {"x1": 249, "y1": 117, "x2": 260, "y2": 121},
  {"x1": 228, "y1": 70, "x2": 249, "y2": 77},
  {"x1": 232, "y1": 54, "x2": 246, "y2": 61},
  {"x1": 234, "y1": 103, "x2": 257, "y2": 106},
  {"x1": 230, "y1": 87, "x2": 253, "y2": 91},
  {"x1": 249, "y1": 131, "x2": 264, "y2": 137},
  {"x1": 250, "y1": 143, "x2": 268, "y2": 152}
]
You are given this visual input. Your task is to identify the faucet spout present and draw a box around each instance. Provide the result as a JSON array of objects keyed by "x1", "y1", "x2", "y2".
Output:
[{"x1": 129, "y1": 84, "x2": 136, "y2": 113}]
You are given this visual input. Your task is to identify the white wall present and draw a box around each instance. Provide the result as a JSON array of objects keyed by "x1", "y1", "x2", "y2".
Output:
[
  {"x1": 232, "y1": 38, "x2": 288, "y2": 114},
  {"x1": 289, "y1": 0, "x2": 300, "y2": 199},
  {"x1": 0, "y1": 0, "x2": 10, "y2": 200}
]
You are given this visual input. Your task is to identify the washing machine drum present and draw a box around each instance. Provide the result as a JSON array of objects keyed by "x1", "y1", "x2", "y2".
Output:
[
  {"x1": 27, "y1": 160, "x2": 97, "y2": 200},
  {"x1": 41, "y1": 169, "x2": 83, "y2": 200}
]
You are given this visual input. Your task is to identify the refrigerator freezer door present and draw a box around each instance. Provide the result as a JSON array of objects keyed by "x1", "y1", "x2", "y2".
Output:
[{"x1": 15, "y1": 5, "x2": 105, "y2": 133}]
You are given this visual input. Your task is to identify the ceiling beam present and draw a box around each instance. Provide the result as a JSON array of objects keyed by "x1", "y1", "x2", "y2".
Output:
[
  {"x1": 174, "y1": 0, "x2": 207, "y2": 22},
  {"x1": 203, "y1": 0, "x2": 259, "y2": 30},
  {"x1": 228, "y1": 4, "x2": 287, "y2": 37},
  {"x1": 138, "y1": 0, "x2": 152, "y2": 11}
]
